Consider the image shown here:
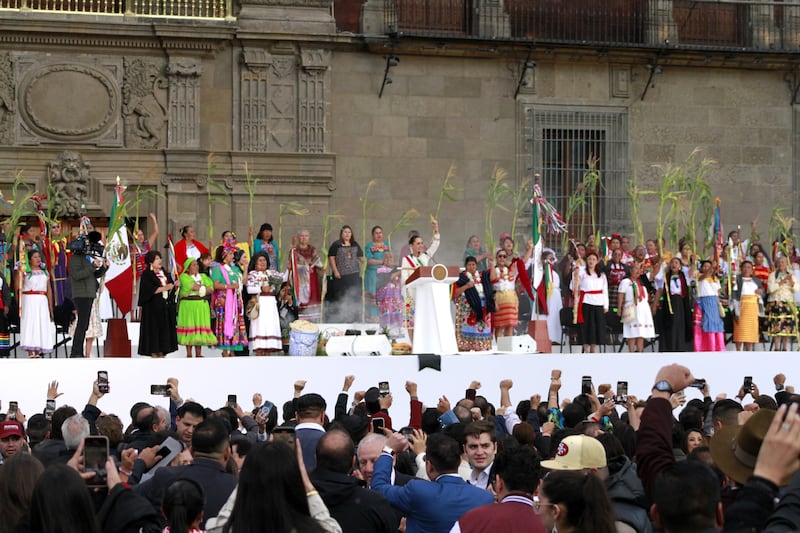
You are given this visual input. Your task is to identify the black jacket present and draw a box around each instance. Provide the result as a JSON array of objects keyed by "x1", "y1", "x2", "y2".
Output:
[
  {"x1": 97, "y1": 483, "x2": 162, "y2": 533},
  {"x1": 605, "y1": 456, "x2": 653, "y2": 533},
  {"x1": 310, "y1": 467, "x2": 400, "y2": 533}
]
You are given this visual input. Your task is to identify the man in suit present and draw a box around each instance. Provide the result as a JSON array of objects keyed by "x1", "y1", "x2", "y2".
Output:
[
  {"x1": 372, "y1": 431, "x2": 494, "y2": 533},
  {"x1": 452, "y1": 447, "x2": 545, "y2": 532},
  {"x1": 295, "y1": 392, "x2": 327, "y2": 472},
  {"x1": 311, "y1": 429, "x2": 399, "y2": 533},
  {"x1": 136, "y1": 417, "x2": 236, "y2": 528}
]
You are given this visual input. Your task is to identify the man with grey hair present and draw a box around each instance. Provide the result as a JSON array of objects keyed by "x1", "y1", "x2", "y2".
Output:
[
  {"x1": 62, "y1": 413, "x2": 90, "y2": 451},
  {"x1": 357, "y1": 432, "x2": 413, "y2": 488}
]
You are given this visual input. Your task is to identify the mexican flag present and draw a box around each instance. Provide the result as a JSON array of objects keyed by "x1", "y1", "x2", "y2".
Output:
[
  {"x1": 104, "y1": 182, "x2": 133, "y2": 316},
  {"x1": 532, "y1": 185, "x2": 547, "y2": 315}
]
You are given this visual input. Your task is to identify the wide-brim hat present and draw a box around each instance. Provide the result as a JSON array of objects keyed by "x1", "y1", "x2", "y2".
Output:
[{"x1": 710, "y1": 408, "x2": 775, "y2": 485}]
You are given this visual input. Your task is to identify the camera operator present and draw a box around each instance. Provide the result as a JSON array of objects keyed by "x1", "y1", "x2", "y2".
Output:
[{"x1": 68, "y1": 231, "x2": 107, "y2": 358}]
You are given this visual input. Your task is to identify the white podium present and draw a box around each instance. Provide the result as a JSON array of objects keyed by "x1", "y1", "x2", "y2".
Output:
[{"x1": 406, "y1": 264, "x2": 460, "y2": 354}]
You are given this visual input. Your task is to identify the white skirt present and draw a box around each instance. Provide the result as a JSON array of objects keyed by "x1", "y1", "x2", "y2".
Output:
[
  {"x1": 249, "y1": 295, "x2": 282, "y2": 350},
  {"x1": 623, "y1": 298, "x2": 656, "y2": 340}
]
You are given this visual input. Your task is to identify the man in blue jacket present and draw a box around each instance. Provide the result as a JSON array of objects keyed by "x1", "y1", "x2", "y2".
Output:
[{"x1": 372, "y1": 430, "x2": 493, "y2": 533}]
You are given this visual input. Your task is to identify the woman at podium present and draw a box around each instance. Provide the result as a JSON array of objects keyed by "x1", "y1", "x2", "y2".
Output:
[{"x1": 401, "y1": 219, "x2": 440, "y2": 340}]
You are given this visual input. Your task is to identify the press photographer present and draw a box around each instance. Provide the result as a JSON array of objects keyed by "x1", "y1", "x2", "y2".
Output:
[{"x1": 68, "y1": 231, "x2": 108, "y2": 358}]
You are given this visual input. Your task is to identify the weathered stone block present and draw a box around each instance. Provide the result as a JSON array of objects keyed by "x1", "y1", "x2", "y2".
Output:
[
  {"x1": 443, "y1": 77, "x2": 482, "y2": 98},
  {"x1": 408, "y1": 117, "x2": 446, "y2": 139}
]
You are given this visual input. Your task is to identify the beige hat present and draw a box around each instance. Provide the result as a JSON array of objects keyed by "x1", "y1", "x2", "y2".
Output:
[
  {"x1": 710, "y1": 408, "x2": 775, "y2": 485},
  {"x1": 541, "y1": 435, "x2": 607, "y2": 470}
]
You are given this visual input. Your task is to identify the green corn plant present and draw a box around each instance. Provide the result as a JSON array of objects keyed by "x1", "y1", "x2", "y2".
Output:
[
  {"x1": 243, "y1": 162, "x2": 259, "y2": 247},
  {"x1": 432, "y1": 162, "x2": 459, "y2": 223},
  {"x1": 509, "y1": 176, "x2": 531, "y2": 246},
  {"x1": 206, "y1": 154, "x2": 228, "y2": 249},
  {"x1": 484, "y1": 165, "x2": 511, "y2": 255},
  {"x1": 387, "y1": 208, "x2": 420, "y2": 249}
]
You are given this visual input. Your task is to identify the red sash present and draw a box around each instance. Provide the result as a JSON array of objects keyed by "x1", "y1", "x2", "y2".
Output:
[{"x1": 577, "y1": 290, "x2": 602, "y2": 323}]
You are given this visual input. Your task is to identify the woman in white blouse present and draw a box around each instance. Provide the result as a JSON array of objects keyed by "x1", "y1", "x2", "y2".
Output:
[
  {"x1": 617, "y1": 262, "x2": 655, "y2": 352},
  {"x1": 400, "y1": 219, "x2": 440, "y2": 341},
  {"x1": 572, "y1": 252, "x2": 608, "y2": 353},
  {"x1": 730, "y1": 260, "x2": 764, "y2": 351}
]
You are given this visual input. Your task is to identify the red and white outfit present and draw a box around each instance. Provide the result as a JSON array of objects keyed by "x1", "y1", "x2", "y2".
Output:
[{"x1": 618, "y1": 276, "x2": 655, "y2": 339}]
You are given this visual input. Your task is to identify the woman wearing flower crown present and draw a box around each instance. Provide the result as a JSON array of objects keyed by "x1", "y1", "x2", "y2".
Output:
[
  {"x1": 453, "y1": 255, "x2": 493, "y2": 351},
  {"x1": 177, "y1": 257, "x2": 216, "y2": 358},
  {"x1": 491, "y1": 248, "x2": 518, "y2": 341}
]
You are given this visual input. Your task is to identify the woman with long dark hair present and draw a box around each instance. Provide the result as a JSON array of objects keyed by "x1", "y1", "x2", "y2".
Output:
[
  {"x1": 27, "y1": 464, "x2": 102, "y2": 533},
  {"x1": 138, "y1": 250, "x2": 179, "y2": 358},
  {"x1": 400, "y1": 219, "x2": 440, "y2": 341},
  {"x1": 655, "y1": 257, "x2": 693, "y2": 352},
  {"x1": 162, "y1": 478, "x2": 206, "y2": 533},
  {"x1": 766, "y1": 255, "x2": 799, "y2": 351},
  {"x1": 252, "y1": 223, "x2": 279, "y2": 271},
  {"x1": 218, "y1": 441, "x2": 340, "y2": 533},
  {"x1": 19, "y1": 250, "x2": 55, "y2": 358},
  {"x1": 535, "y1": 470, "x2": 616, "y2": 533},
  {"x1": 364, "y1": 226, "x2": 390, "y2": 323},
  {"x1": 693, "y1": 259, "x2": 725, "y2": 352},
  {"x1": 246, "y1": 252, "x2": 282, "y2": 356},
  {"x1": 572, "y1": 252, "x2": 608, "y2": 353},
  {"x1": 325, "y1": 225, "x2": 364, "y2": 323},
  {"x1": 0, "y1": 453, "x2": 44, "y2": 533}
]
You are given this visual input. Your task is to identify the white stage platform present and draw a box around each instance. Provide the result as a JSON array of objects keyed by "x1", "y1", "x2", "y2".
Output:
[{"x1": 0, "y1": 343, "x2": 794, "y2": 427}]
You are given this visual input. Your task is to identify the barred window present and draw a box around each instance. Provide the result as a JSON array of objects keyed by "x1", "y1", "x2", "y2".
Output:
[{"x1": 528, "y1": 107, "x2": 629, "y2": 246}]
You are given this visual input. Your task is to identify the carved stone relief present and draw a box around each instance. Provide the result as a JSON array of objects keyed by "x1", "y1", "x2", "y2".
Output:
[
  {"x1": 166, "y1": 58, "x2": 203, "y2": 148},
  {"x1": 13, "y1": 55, "x2": 123, "y2": 146},
  {"x1": 122, "y1": 58, "x2": 168, "y2": 149},
  {"x1": 299, "y1": 48, "x2": 330, "y2": 153},
  {"x1": 47, "y1": 151, "x2": 90, "y2": 217},
  {"x1": 0, "y1": 53, "x2": 14, "y2": 145}
]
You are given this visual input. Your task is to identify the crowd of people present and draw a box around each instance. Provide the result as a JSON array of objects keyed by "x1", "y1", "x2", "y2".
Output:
[
  {"x1": 2, "y1": 367, "x2": 800, "y2": 532},
  {"x1": 2, "y1": 212, "x2": 799, "y2": 358}
]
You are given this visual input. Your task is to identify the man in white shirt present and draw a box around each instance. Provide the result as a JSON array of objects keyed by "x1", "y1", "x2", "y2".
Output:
[{"x1": 463, "y1": 420, "x2": 496, "y2": 490}]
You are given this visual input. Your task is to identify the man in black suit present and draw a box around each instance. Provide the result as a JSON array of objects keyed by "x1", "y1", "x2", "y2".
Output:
[
  {"x1": 311, "y1": 429, "x2": 399, "y2": 533},
  {"x1": 295, "y1": 392, "x2": 327, "y2": 472},
  {"x1": 136, "y1": 417, "x2": 236, "y2": 528}
]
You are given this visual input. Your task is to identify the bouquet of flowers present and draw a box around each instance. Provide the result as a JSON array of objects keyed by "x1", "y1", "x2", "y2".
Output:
[{"x1": 266, "y1": 270, "x2": 284, "y2": 294}]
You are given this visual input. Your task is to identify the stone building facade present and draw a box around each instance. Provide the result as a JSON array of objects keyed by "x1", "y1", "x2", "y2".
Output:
[{"x1": 0, "y1": 0, "x2": 798, "y2": 264}]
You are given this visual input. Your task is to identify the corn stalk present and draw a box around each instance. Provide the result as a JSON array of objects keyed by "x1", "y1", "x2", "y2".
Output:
[
  {"x1": 359, "y1": 179, "x2": 379, "y2": 256},
  {"x1": 627, "y1": 179, "x2": 646, "y2": 246},
  {"x1": 484, "y1": 165, "x2": 512, "y2": 254},
  {"x1": 770, "y1": 207, "x2": 796, "y2": 259},
  {"x1": 432, "y1": 162, "x2": 459, "y2": 223},
  {"x1": 387, "y1": 209, "x2": 420, "y2": 249},
  {"x1": 509, "y1": 176, "x2": 531, "y2": 245}
]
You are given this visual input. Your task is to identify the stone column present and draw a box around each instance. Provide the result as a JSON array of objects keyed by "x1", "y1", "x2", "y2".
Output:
[
  {"x1": 475, "y1": 0, "x2": 510, "y2": 38},
  {"x1": 166, "y1": 58, "x2": 202, "y2": 148},
  {"x1": 361, "y1": 0, "x2": 385, "y2": 35},
  {"x1": 240, "y1": 48, "x2": 271, "y2": 152},
  {"x1": 299, "y1": 48, "x2": 330, "y2": 153}
]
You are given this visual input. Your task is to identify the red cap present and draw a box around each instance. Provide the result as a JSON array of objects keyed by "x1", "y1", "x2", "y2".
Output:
[{"x1": 0, "y1": 420, "x2": 24, "y2": 439}]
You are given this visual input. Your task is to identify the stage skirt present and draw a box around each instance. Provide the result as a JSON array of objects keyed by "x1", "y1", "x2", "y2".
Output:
[
  {"x1": 579, "y1": 303, "x2": 606, "y2": 346},
  {"x1": 455, "y1": 294, "x2": 493, "y2": 352},
  {"x1": 766, "y1": 300, "x2": 798, "y2": 337},
  {"x1": 493, "y1": 289, "x2": 518, "y2": 329},
  {"x1": 693, "y1": 298, "x2": 726, "y2": 352},
  {"x1": 733, "y1": 295, "x2": 760, "y2": 344},
  {"x1": 249, "y1": 295, "x2": 282, "y2": 351},
  {"x1": 622, "y1": 298, "x2": 656, "y2": 340}
]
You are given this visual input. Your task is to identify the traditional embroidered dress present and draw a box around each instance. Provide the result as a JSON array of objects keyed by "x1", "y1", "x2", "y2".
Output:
[
  {"x1": 289, "y1": 245, "x2": 323, "y2": 322},
  {"x1": 492, "y1": 266, "x2": 518, "y2": 329},
  {"x1": 211, "y1": 263, "x2": 247, "y2": 351},
  {"x1": 177, "y1": 259, "x2": 216, "y2": 347},
  {"x1": 20, "y1": 270, "x2": 54, "y2": 354},
  {"x1": 733, "y1": 275, "x2": 762, "y2": 344},
  {"x1": 364, "y1": 241, "x2": 390, "y2": 323},
  {"x1": 618, "y1": 277, "x2": 655, "y2": 340},
  {"x1": 454, "y1": 270, "x2": 493, "y2": 351},
  {"x1": 693, "y1": 277, "x2": 726, "y2": 352},
  {"x1": 246, "y1": 269, "x2": 282, "y2": 351},
  {"x1": 766, "y1": 270, "x2": 799, "y2": 337},
  {"x1": 376, "y1": 266, "x2": 403, "y2": 339}
]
